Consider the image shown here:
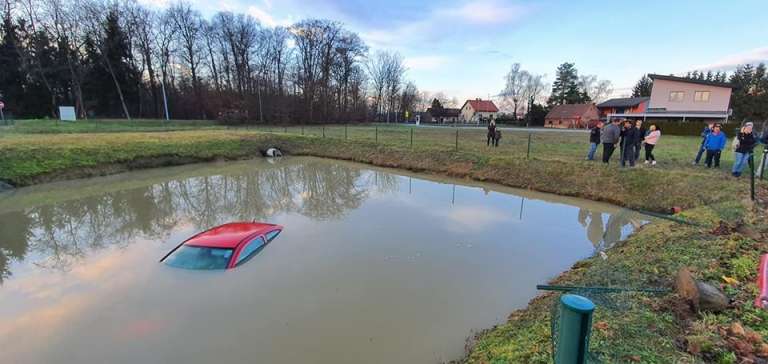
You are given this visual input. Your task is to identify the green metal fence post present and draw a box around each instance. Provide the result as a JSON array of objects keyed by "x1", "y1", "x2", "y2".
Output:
[
  {"x1": 322, "y1": 126, "x2": 325, "y2": 138},
  {"x1": 750, "y1": 154, "x2": 756, "y2": 201},
  {"x1": 410, "y1": 128, "x2": 413, "y2": 148},
  {"x1": 527, "y1": 133, "x2": 532, "y2": 159},
  {"x1": 375, "y1": 126, "x2": 378, "y2": 143},
  {"x1": 555, "y1": 294, "x2": 595, "y2": 364},
  {"x1": 345, "y1": 124, "x2": 348, "y2": 140},
  {"x1": 455, "y1": 129, "x2": 459, "y2": 151}
]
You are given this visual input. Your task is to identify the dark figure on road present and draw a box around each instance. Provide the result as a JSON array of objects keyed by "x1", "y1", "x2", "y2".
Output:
[
  {"x1": 586, "y1": 121, "x2": 603, "y2": 161},
  {"x1": 600, "y1": 119, "x2": 621, "y2": 163},
  {"x1": 487, "y1": 120, "x2": 497, "y2": 146},
  {"x1": 694, "y1": 122, "x2": 715, "y2": 165},
  {"x1": 621, "y1": 121, "x2": 641, "y2": 167},
  {"x1": 704, "y1": 124, "x2": 726, "y2": 168}
]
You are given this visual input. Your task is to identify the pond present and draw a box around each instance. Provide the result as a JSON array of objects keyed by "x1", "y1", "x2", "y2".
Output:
[{"x1": 0, "y1": 157, "x2": 647, "y2": 364}]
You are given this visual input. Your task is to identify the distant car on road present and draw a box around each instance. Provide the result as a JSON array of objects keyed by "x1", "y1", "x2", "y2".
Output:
[{"x1": 161, "y1": 222, "x2": 283, "y2": 270}]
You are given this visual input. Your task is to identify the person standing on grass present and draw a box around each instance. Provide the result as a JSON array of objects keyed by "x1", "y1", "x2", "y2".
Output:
[
  {"x1": 633, "y1": 120, "x2": 645, "y2": 163},
  {"x1": 487, "y1": 119, "x2": 497, "y2": 146},
  {"x1": 732, "y1": 122, "x2": 757, "y2": 177},
  {"x1": 643, "y1": 124, "x2": 661, "y2": 165},
  {"x1": 704, "y1": 124, "x2": 726, "y2": 168},
  {"x1": 586, "y1": 121, "x2": 603, "y2": 160},
  {"x1": 694, "y1": 122, "x2": 715, "y2": 165},
  {"x1": 601, "y1": 119, "x2": 621, "y2": 163},
  {"x1": 621, "y1": 120, "x2": 641, "y2": 167}
]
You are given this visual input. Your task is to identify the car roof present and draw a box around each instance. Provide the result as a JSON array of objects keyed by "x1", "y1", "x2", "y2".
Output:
[{"x1": 184, "y1": 222, "x2": 282, "y2": 249}]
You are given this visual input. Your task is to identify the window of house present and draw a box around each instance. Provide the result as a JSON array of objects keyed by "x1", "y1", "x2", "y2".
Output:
[
  {"x1": 669, "y1": 91, "x2": 685, "y2": 102},
  {"x1": 694, "y1": 91, "x2": 711, "y2": 103}
]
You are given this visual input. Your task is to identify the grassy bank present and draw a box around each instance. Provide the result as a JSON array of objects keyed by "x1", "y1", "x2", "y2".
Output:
[{"x1": 1, "y1": 124, "x2": 766, "y2": 362}]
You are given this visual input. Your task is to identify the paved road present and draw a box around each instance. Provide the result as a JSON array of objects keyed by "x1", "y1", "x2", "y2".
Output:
[{"x1": 413, "y1": 124, "x2": 589, "y2": 134}]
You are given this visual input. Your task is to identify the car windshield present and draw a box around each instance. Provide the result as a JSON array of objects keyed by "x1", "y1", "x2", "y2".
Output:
[{"x1": 164, "y1": 246, "x2": 233, "y2": 270}]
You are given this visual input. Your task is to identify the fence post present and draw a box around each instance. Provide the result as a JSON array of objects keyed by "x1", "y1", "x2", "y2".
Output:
[
  {"x1": 375, "y1": 126, "x2": 378, "y2": 143},
  {"x1": 761, "y1": 149, "x2": 767, "y2": 180},
  {"x1": 750, "y1": 154, "x2": 756, "y2": 201},
  {"x1": 455, "y1": 129, "x2": 459, "y2": 151},
  {"x1": 527, "y1": 133, "x2": 532, "y2": 159},
  {"x1": 555, "y1": 294, "x2": 595, "y2": 364},
  {"x1": 322, "y1": 126, "x2": 325, "y2": 138},
  {"x1": 301, "y1": 126, "x2": 304, "y2": 136},
  {"x1": 345, "y1": 124, "x2": 348, "y2": 140},
  {"x1": 410, "y1": 127, "x2": 413, "y2": 148}
]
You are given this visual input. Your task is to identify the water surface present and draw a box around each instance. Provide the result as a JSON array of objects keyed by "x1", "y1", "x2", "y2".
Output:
[{"x1": 0, "y1": 157, "x2": 646, "y2": 364}]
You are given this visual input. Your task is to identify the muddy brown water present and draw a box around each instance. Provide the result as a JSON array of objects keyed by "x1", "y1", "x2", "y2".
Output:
[{"x1": 0, "y1": 157, "x2": 647, "y2": 364}]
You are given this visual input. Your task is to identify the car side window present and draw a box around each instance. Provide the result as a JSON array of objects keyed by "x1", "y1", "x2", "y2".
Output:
[
  {"x1": 236, "y1": 237, "x2": 265, "y2": 266},
  {"x1": 265, "y1": 229, "x2": 281, "y2": 242}
]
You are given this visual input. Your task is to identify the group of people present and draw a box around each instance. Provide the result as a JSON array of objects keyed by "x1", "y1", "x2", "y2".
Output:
[
  {"x1": 693, "y1": 121, "x2": 768, "y2": 177},
  {"x1": 588, "y1": 119, "x2": 661, "y2": 167}
]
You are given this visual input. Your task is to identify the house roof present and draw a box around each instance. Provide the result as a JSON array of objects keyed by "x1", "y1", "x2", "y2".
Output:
[
  {"x1": 648, "y1": 74, "x2": 735, "y2": 89},
  {"x1": 463, "y1": 99, "x2": 499, "y2": 113},
  {"x1": 597, "y1": 97, "x2": 650, "y2": 108},
  {"x1": 545, "y1": 104, "x2": 596, "y2": 119},
  {"x1": 427, "y1": 107, "x2": 461, "y2": 117}
]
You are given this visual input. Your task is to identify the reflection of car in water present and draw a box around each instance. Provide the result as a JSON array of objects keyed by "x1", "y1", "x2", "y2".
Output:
[{"x1": 161, "y1": 222, "x2": 283, "y2": 270}]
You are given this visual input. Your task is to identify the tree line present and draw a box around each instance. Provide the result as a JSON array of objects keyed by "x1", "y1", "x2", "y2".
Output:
[{"x1": 0, "y1": 0, "x2": 419, "y2": 123}]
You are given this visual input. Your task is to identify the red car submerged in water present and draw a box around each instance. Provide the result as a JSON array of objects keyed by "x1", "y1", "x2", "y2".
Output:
[{"x1": 161, "y1": 222, "x2": 283, "y2": 270}]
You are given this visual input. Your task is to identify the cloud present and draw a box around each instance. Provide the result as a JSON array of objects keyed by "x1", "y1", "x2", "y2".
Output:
[
  {"x1": 247, "y1": 5, "x2": 292, "y2": 27},
  {"x1": 404, "y1": 56, "x2": 451, "y2": 71},
  {"x1": 692, "y1": 46, "x2": 768, "y2": 71},
  {"x1": 441, "y1": 0, "x2": 529, "y2": 25}
]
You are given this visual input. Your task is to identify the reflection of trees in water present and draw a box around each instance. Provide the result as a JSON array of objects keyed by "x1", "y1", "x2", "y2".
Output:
[
  {"x1": 0, "y1": 161, "x2": 379, "y2": 280},
  {"x1": 578, "y1": 208, "x2": 644, "y2": 252}
]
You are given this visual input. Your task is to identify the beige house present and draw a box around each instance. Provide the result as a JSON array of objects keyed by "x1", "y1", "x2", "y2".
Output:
[
  {"x1": 606, "y1": 74, "x2": 734, "y2": 122},
  {"x1": 460, "y1": 99, "x2": 499, "y2": 123}
]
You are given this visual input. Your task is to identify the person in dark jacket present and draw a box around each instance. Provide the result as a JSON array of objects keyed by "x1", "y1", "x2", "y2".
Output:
[
  {"x1": 586, "y1": 121, "x2": 603, "y2": 160},
  {"x1": 704, "y1": 124, "x2": 727, "y2": 168},
  {"x1": 632, "y1": 120, "x2": 645, "y2": 162},
  {"x1": 487, "y1": 120, "x2": 497, "y2": 146},
  {"x1": 620, "y1": 121, "x2": 642, "y2": 167},
  {"x1": 601, "y1": 119, "x2": 621, "y2": 163},
  {"x1": 694, "y1": 122, "x2": 714, "y2": 165},
  {"x1": 732, "y1": 122, "x2": 757, "y2": 177}
]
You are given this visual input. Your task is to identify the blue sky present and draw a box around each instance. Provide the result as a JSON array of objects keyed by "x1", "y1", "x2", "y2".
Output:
[{"x1": 147, "y1": 0, "x2": 768, "y2": 102}]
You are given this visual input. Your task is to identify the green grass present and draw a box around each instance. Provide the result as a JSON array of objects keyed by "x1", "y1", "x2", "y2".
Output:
[{"x1": 1, "y1": 119, "x2": 766, "y2": 363}]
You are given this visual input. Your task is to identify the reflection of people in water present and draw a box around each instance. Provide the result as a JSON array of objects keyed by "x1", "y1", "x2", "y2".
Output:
[{"x1": 578, "y1": 208, "x2": 642, "y2": 252}]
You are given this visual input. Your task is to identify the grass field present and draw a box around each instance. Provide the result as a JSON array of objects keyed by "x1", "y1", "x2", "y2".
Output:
[{"x1": 1, "y1": 119, "x2": 767, "y2": 363}]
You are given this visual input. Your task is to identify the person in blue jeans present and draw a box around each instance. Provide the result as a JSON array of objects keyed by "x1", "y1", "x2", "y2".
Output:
[
  {"x1": 694, "y1": 122, "x2": 714, "y2": 165},
  {"x1": 732, "y1": 122, "x2": 757, "y2": 177},
  {"x1": 586, "y1": 121, "x2": 603, "y2": 160},
  {"x1": 703, "y1": 124, "x2": 726, "y2": 168}
]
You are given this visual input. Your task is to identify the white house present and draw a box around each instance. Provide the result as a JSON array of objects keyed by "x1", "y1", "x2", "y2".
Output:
[{"x1": 460, "y1": 99, "x2": 499, "y2": 123}]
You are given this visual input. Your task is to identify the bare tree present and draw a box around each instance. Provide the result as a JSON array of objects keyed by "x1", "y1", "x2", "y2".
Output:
[
  {"x1": 167, "y1": 1, "x2": 203, "y2": 117},
  {"x1": 579, "y1": 74, "x2": 613, "y2": 103},
  {"x1": 501, "y1": 63, "x2": 527, "y2": 120}
]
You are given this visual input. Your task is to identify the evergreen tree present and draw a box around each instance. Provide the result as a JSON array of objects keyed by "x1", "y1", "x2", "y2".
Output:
[
  {"x1": 0, "y1": 13, "x2": 25, "y2": 116},
  {"x1": 547, "y1": 62, "x2": 584, "y2": 106},
  {"x1": 631, "y1": 75, "x2": 653, "y2": 97}
]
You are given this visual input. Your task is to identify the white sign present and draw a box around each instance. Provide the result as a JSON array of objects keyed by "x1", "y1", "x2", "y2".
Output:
[{"x1": 59, "y1": 106, "x2": 76, "y2": 121}]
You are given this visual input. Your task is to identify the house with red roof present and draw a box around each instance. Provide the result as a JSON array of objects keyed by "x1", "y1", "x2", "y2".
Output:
[
  {"x1": 544, "y1": 103, "x2": 599, "y2": 129},
  {"x1": 460, "y1": 99, "x2": 499, "y2": 123}
]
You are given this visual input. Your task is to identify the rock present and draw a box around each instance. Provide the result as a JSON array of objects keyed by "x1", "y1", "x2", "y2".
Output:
[
  {"x1": 0, "y1": 180, "x2": 13, "y2": 192},
  {"x1": 676, "y1": 268, "x2": 729, "y2": 312},
  {"x1": 696, "y1": 281, "x2": 729, "y2": 312},
  {"x1": 676, "y1": 268, "x2": 700, "y2": 309}
]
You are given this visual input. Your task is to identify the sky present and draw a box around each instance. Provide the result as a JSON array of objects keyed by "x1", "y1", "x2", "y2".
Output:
[{"x1": 143, "y1": 0, "x2": 768, "y2": 103}]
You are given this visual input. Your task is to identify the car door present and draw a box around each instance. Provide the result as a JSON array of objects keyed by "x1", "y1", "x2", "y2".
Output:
[{"x1": 233, "y1": 236, "x2": 266, "y2": 267}]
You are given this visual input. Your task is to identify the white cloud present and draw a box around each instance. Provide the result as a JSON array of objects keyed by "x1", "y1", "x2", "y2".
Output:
[
  {"x1": 692, "y1": 46, "x2": 768, "y2": 71},
  {"x1": 441, "y1": 0, "x2": 529, "y2": 25},
  {"x1": 404, "y1": 56, "x2": 450, "y2": 71},
  {"x1": 246, "y1": 5, "x2": 294, "y2": 27}
]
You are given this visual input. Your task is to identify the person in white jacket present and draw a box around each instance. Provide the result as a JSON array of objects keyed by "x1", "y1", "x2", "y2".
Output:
[{"x1": 643, "y1": 125, "x2": 661, "y2": 165}]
